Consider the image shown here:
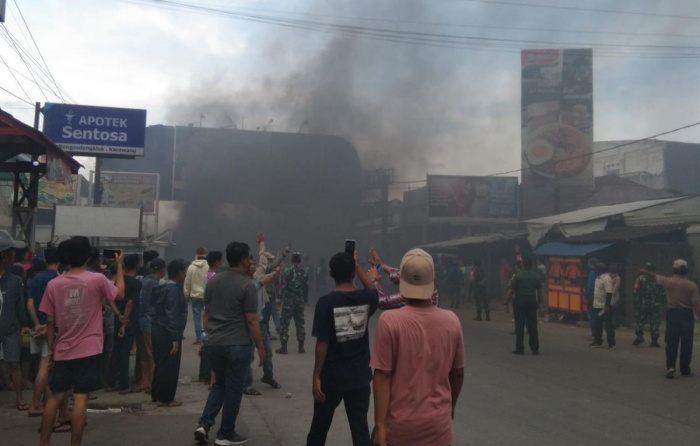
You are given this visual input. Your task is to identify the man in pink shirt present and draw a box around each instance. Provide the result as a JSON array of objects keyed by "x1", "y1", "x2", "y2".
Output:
[
  {"x1": 371, "y1": 249, "x2": 465, "y2": 446},
  {"x1": 38, "y1": 237, "x2": 125, "y2": 446}
]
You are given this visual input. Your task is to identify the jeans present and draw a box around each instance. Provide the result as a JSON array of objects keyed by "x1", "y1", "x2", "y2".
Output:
[
  {"x1": 307, "y1": 385, "x2": 371, "y2": 446},
  {"x1": 246, "y1": 321, "x2": 273, "y2": 387},
  {"x1": 592, "y1": 308, "x2": 616, "y2": 346},
  {"x1": 514, "y1": 297, "x2": 539, "y2": 353},
  {"x1": 199, "y1": 344, "x2": 253, "y2": 438},
  {"x1": 191, "y1": 299, "x2": 204, "y2": 342},
  {"x1": 262, "y1": 301, "x2": 281, "y2": 336},
  {"x1": 666, "y1": 308, "x2": 695, "y2": 374},
  {"x1": 108, "y1": 325, "x2": 135, "y2": 389}
]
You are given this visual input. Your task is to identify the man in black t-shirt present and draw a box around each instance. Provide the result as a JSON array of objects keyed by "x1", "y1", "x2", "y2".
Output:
[
  {"x1": 107, "y1": 253, "x2": 142, "y2": 393},
  {"x1": 306, "y1": 252, "x2": 379, "y2": 446}
]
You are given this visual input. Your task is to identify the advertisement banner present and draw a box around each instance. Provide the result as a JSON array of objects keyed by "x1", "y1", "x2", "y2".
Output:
[
  {"x1": 43, "y1": 103, "x2": 147, "y2": 157},
  {"x1": 427, "y1": 175, "x2": 518, "y2": 220},
  {"x1": 521, "y1": 49, "x2": 593, "y2": 187},
  {"x1": 38, "y1": 176, "x2": 78, "y2": 209},
  {"x1": 100, "y1": 172, "x2": 159, "y2": 214}
]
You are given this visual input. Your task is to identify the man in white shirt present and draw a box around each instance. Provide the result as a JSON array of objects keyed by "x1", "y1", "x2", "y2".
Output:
[{"x1": 589, "y1": 262, "x2": 616, "y2": 349}]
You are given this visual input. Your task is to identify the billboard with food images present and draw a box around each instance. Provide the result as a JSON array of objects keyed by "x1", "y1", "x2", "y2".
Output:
[
  {"x1": 38, "y1": 176, "x2": 78, "y2": 209},
  {"x1": 427, "y1": 175, "x2": 518, "y2": 220},
  {"x1": 100, "y1": 172, "x2": 159, "y2": 214},
  {"x1": 521, "y1": 49, "x2": 593, "y2": 187}
]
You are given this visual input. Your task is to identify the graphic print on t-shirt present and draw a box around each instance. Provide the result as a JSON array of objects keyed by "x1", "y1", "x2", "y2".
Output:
[
  {"x1": 333, "y1": 304, "x2": 369, "y2": 342},
  {"x1": 64, "y1": 286, "x2": 88, "y2": 324}
]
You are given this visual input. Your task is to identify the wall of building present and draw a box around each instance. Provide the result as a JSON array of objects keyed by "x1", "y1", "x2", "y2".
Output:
[{"x1": 593, "y1": 140, "x2": 667, "y2": 189}]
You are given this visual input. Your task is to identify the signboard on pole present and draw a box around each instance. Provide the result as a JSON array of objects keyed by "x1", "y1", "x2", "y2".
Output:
[
  {"x1": 100, "y1": 172, "x2": 159, "y2": 214},
  {"x1": 427, "y1": 175, "x2": 518, "y2": 220},
  {"x1": 521, "y1": 49, "x2": 593, "y2": 187},
  {"x1": 38, "y1": 176, "x2": 78, "y2": 209},
  {"x1": 42, "y1": 103, "x2": 147, "y2": 157}
]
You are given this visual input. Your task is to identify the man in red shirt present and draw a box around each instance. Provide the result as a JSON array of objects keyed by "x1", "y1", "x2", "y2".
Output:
[{"x1": 371, "y1": 249, "x2": 465, "y2": 446}]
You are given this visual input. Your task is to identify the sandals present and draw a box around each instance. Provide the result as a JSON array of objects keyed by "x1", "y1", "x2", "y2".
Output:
[
  {"x1": 16, "y1": 402, "x2": 29, "y2": 411},
  {"x1": 28, "y1": 409, "x2": 44, "y2": 418},
  {"x1": 118, "y1": 387, "x2": 142, "y2": 395},
  {"x1": 261, "y1": 378, "x2": 281, "y2": 389},
  {"x1": 243, "y1": 387, "x2": 262, "y2": 396},
  {"x1": 156, "y1": 400, "x2": 182, "y2": 407}
]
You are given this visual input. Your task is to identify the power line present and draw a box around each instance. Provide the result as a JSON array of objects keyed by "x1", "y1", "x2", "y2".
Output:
[
  {"x1": 389, "y1": 120, "x2": 700, "y2": 185},
  {"x1": 0, "y1": 25, "x2": 75, "y2": 103},
  {"x1": 175, "y1": 2, "x2": 700, "y2": 40},
  {"x1": 0, "y1": 53, "x2": 34, "y2": 103},
  {"x1": 486, "y1": 120, "x2": 700, "y2": 177},
  {"x1": 456, "y1": 0, "x2": 700, "y2": 21},
  {"x1": 125, "y1": 0, "x2": 700, "y2": 59},
  {"x1": 12, "y1": 0, "x2": 69, "y2": 102},
  {"x1": 0, "y1": 84, "x2": 34, "y2": 106}
]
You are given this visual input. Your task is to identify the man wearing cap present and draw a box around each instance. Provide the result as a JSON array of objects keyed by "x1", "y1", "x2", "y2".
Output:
[
  {"x1": 277, "y1": 252, "x2": 309, "y2": 354},
  {"x1": 589, "y1": 262, "x2": 616, "y2": 349},
  {"x1": 633, "y1": 263, "x2": 665, "y2": 347},
  {"x1": 0, "y1": 231, "x2": 29, "y2": 411},
  {"x1": 371, "y1": 249, "x2": 465, "y2": 446},
  {"x1": 640, "y1": 259, "x2": 700, "y2": 379}
]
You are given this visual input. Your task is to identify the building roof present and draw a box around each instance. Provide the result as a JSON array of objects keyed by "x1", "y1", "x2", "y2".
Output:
[
  {"x1": 532, "y1": 242, "x2": 615, "y2": 257},
  {"x1": 560, "y1": 224, "x2": 688, "y2": 243},
  {"x1": 420, "y1": 231, "x2": 528, "y2": 251},
  {"x1": 0, "y1": 109, "x2": 81, "y2": 173},
  {"x1": 524, "y1": 197, "x2": 685, "y2": 226}
]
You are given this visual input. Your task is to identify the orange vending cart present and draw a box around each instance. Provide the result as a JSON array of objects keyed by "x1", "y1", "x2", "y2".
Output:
[{"x1": 532, "y1": 242, "x2": 614, "y2": 315}]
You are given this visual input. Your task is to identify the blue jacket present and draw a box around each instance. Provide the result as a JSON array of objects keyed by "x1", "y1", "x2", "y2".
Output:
[
  {"x1": 150, "y1": 280, "x2": 187, "y2": 341},
  {"x1": 584, "y1": 270, "x2": 597, "y2": 302},
  {"x1": 0, "y1": 273, "x2": 25, "y2": 336}
]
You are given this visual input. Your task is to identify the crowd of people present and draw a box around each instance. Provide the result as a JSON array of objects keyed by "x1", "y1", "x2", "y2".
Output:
[{"x1": 0, "y1": 227, "x2": 699, "y2": 445}]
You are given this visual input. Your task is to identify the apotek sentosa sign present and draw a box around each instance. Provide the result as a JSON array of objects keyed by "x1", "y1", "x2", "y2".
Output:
[{"x1": 43, "y1": 103, "x2": 147, "y2": 157}]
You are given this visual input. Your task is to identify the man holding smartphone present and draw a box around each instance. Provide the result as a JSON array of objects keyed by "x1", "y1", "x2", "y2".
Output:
[{"x1": 38, "y1": 237, "x2": 125, "y2": 446}]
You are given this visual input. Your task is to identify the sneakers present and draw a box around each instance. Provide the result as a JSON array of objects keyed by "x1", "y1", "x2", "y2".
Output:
[
  {"x1": 215, "y1": 433, "x2": 249, "y2": 445},
  {"x1": 512, "y1": 350, "x2": 524, "y2": 355},
  {"x1": 588, "y1": 342, "x2": 603, "y2": 348},
  {"x1": 632, "y1": 337, "x2": 644, "y2": 347},
  {"x1": 194, "y1": 425, "x2": 209, "y2": 444},
  {"x1": 607, "y1": 344, "x2": 616, "y2": 350},
  {"x1": 666, "y1": 368, "x2": 676, "y2": 379}
]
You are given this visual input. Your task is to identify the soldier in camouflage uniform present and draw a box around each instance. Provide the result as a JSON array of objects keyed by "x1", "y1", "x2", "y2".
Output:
[
  {"x1": 276, "y1": 252, "x2": 309, "y2": 354},
  {"x1": 633, "y1": 263, "x2": 665, "y2": 347}
]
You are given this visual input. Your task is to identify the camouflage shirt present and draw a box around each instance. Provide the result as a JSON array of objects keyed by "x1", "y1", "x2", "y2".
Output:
[
  {"x1": 634, "y1": 274, "x2": 665, "y2": 310},
  {"x1": 282, "y1": 265, "x2": 309, "y2": 301}
]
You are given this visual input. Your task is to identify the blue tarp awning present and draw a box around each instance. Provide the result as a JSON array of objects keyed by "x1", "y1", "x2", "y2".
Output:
[{"x1": 531, "y1": 242, "x2": 615, "y2": 257}]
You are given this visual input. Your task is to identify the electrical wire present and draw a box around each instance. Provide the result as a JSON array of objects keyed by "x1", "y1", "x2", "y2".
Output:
[
  {"x1": 170, "y1": 2, "x2": 700, "y2": 40},
  {"x1": 11, "y1": 0, "x2": 71, "y2": 103},
  {"x1": 124, "y1": 0, "x2": 700, "y2": 59},
  {"x1": 455, "y1": 0, "x2": 700, "y2": 21},
  {"x1": 0, "y1": 25, "x2": 75, "y2": 103},
  {"x1": 0, "y1": 84, "x2": 34, "y2": 106},
  {"x1": 388, "y1": 120, "x2": 700, "y2": 184}
]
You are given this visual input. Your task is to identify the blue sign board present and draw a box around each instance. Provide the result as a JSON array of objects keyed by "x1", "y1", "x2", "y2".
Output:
[{"x1": 43, "y1": 103, "x2": 147, "y2": 157}]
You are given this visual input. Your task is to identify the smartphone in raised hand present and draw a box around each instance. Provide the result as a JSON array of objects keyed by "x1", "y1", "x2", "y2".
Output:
[{"x1": 345, "y1": 239, "x2": 356, "y2": 255}]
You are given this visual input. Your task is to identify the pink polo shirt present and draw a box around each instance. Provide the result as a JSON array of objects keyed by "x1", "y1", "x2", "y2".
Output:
[
  {"x1": 39, "y1": 270, "x2": 119, "y2": 361},
  {"x1": 371, "y1": 305, "x2": 465, "y2": 446}
]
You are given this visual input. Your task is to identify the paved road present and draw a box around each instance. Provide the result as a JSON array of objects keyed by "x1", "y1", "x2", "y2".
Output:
[{"x1": 2, "y1": 305, "x2": 699, "y2": 445}]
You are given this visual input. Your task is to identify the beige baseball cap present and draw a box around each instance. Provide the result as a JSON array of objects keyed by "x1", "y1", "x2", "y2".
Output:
[
  {"x1": 399, "y1": 249, "x2": 435, "y2": 300},
  {"x1": 673, "y1": 259, "x2": 688, "y2": 269}
]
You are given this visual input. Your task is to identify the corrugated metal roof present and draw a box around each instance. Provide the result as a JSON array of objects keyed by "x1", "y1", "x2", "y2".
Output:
[
  {"x1": 420, "y1": 231, "x2": 527, "y2": 250},
  {"x1": 562, "y1": 224, "x2": 688, "y2": 243},
  {"x1": 523, "y1": 197, "x2": 687, "y2": 226},
  {"x1": 532, "y1": 242, "x2": 615, "y2": 257}
]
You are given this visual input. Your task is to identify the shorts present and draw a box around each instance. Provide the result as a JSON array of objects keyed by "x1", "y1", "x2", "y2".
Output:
[
  {"x1": 140, "y1": 315, "x2": 152, "y2": 335},
  {"x1": 104, "y1": 333, "x2": 115, "y2": 354},
  {"x1": 30, "y1": 336, "x2": 49, "y2": 357},
  {"x1": 49, "y1": 354, "x2": 104, "y2": 394},
  {"x1": 0, "y1": 332, "x2": 20, "y2": 363}
]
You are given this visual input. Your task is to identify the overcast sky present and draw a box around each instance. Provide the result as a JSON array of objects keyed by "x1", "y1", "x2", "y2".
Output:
[{"x1": 2, "y1": 0, "x2": 700, "y2": 183}]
